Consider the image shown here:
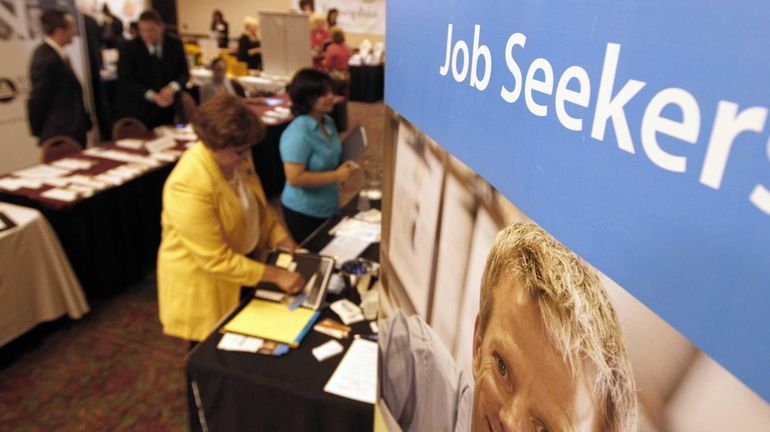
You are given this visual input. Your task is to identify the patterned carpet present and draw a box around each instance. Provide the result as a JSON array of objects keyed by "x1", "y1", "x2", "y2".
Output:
[{"x1": 0, "y1": 101, "x2": 385, "y2": 432}]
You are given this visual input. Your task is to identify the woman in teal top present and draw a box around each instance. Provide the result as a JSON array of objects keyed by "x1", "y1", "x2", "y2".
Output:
[{"x1": 280, "y1": 68, "x2": 358, "y2": 242}]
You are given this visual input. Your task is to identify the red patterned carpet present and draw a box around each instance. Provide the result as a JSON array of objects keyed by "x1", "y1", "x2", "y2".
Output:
[{"x1": 0, "y1": 273, "x2": 189, "y2": 431}]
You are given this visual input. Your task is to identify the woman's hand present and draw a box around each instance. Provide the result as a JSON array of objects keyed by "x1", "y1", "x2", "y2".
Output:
[
  {"x1": 277, "y1": 237, "x2": 300, "y2": 252},
  {"x1": 264, "y1": 266, "x2": 305, "y2": 295},
  {"x1": 335, "y1": 161, "x2": 360, "y2": 182}
]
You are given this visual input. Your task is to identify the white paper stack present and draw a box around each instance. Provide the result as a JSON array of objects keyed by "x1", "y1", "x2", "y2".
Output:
[
  {"x1": 330, "y1": 299, "x2": 365, "y2": 325},
  {"x1": 116, "y1": 139, "x2": 146, "y2": 150},
  {"x1": 323, "y1": 339, "x2": 377, "y2": 404},
  {"x1": 319, "y1": 235, "x2": 371, "y2": 267},
  {"x1": 328, "y1": 217, "x2": 381, "y2": 242},
  {"x1": 51, "y1": 158, "x2": 94, "y2": 170},
  {"x1": 13, "y1": 164, "x2": 72, "y2": 179},
  {"x1": 217, "y1": 333, "x2": 264, "y2": 353}
]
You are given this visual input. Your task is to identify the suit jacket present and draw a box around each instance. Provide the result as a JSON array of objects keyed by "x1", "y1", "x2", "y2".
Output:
[
  {"x1": 157, "y1": 142, "x2": 289, "y2": 341},
  {"x1": 116, "y1": 33, "x2": 189, "y2": 128},
  {"x1": 27, "y1": 42, "x2": 90, "y2": 145}
]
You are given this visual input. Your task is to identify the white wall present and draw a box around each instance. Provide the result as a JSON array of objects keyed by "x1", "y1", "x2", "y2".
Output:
[
  {"x1": 177, "y1": 0, "x2": 291, "y2": 36},
  {"x1": 176, "y1": 0, "x2": 384, "y2": 47}
]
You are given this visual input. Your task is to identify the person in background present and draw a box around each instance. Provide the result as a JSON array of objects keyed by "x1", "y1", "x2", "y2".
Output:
[
  {"x1": 100, "y1": 4, "x2": 124, "y2": 48},
  {"x1": 237, "y1": 16, "x2": 262, "y2": 70},
  {"x1": 279, "y1": 68, "x2": 359, "y2": 242},
  {"x1": 322, "y1": 26, "x2": 351, "y2": 97},
  {"x1": 210, "y1": 9, "x2": 229, "y2": 49},
  {"x1": 309, "y1": 14, "x2": 329, "y2": 69},
  {"x1": 117, "y1": 9, "x2": 189, "y2": 129},
  {"x1": 158, "y1": 93, "x2": 304, "y2": 344},
  {"x1": 127, "y1": 20, "x2": 138, "y2": 39},
  {"x1": 199, "y1": 57, "x2": 247, "y2": 102},
  {"x1": 27, "y1": 9, "x2": 91, "y2": 147},
  {"x1": 299, "y1": 0, "x2": 314, "y2": 13},
  {"x1": 80, "y1": 9, "x2": 112, "y2": 139},
  {"x1": 326, "y1": 8, "x2": 338, "y2": 28}
]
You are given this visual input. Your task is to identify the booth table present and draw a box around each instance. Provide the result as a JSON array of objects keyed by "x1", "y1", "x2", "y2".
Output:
[
  {"x1": 349, "y1": 64, "x2": 385, "y2": 103},
  {"x1": 0, "y1": 202, "x2": 89, "y2": 346},
  {"x1": 187, "y1": 199, "x2": 379, "y2": 432},
  {"x1": 0, "y1": 139, "x2": 190, "y2": 298}
]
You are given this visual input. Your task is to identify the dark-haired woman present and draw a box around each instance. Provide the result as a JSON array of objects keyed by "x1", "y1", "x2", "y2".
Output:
[
  {"x1": 279, "y1": 68, "x2": 358, "y2": 242},
  {"x1": 210, "y1": 10, "x2": 229, "y2": 48},
  {"x1": 157, "y1": 94, "x2": 303, "y2": 343}
]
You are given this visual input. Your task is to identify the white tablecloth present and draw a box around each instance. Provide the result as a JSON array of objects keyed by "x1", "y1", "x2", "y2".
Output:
[{"x1": 0, "y1": 203, "x2": 89, "y2": 346}]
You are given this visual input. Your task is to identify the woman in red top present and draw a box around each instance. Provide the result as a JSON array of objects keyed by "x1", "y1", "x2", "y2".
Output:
[{"x1": 322, "y1": 26, "x2": 352, "y2": 96}]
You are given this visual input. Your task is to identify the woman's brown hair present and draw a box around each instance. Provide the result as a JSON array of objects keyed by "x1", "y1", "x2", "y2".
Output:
[{"x1": 193, "y1": 93, "x2": 265, "y2": 150}]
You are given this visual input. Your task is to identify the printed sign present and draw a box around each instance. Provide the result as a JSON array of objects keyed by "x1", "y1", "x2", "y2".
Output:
[{"x1": 386, "y1": 0, "x2": 770, "y2": 401}]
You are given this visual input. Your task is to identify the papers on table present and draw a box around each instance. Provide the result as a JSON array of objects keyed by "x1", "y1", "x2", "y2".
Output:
[
  {"x1": 51, "y1": 158, "x2": 94, "y2": 170},
  {"x1": 329, "y1": 216, "x2": 381, "y2": 243},
  {"x1": 0, "y1": 178, "x2": 23, "y2": 191},
  {"x1": 312, "y1": 339, "x2": 344, "y2": 361},
  {"x1": 324, "y1": 338, "x2": 377, "y2": 404},
  {"x1": 83, "y1": 148, "x2": 161, "y2": 167},
  {"x1": 261, "y1": 108, "x2": 292, "y2": 125},
  {"x1": 116, "y1": 139, "x2": 146, "y2": 150},
  {"x1": 13, "y1": 164, "x2": 72, "y2": 179},
  {"x1": 221, "y1": 299, "x2": 320, "y2": 347},
  {"x1": 330, "y1": 299, "x2": 365, "y2": 325},
  {"x1": 217, "y1": 333, "x2": 265, "y2": 353},
  {"x1": 41, "y1": 188, "x2": 78, "y2": 202},
  {"x1": 145, "y1": 135, "x2": 176, "y2": 153},
  {"x1": 319, "y1": 235, "x2": 372, "y2": 267}
]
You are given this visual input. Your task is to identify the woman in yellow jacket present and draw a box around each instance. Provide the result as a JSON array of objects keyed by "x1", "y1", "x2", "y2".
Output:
[{"x1": 157, "y1": 94, "x2": 304, "y2": 343}]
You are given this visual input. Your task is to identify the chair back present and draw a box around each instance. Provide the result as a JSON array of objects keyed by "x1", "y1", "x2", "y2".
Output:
[
  {"x1": 112, "y1": 117, "x2": 149, "y2": 140},
  {"x1": 179, "y1": 92, "x2": 198, "y2": 124},
  {"x1": 40, "y1": 136, "x2": 82, "y2": 163}
]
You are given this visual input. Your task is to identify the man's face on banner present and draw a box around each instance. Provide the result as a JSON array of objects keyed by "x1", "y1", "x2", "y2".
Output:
[{"x1": 471, "y1": 277, "x2": 601, "y2": 432}]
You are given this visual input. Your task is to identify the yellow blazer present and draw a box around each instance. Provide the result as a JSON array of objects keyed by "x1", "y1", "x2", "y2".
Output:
[{"x1": 157, "y1": 142, "x2": 289, "y2": 341}]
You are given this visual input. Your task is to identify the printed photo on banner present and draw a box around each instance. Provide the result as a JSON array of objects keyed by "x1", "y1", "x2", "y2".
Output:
[{"x1": 377, "y1": 117, "x2": 770, "y2": 432}]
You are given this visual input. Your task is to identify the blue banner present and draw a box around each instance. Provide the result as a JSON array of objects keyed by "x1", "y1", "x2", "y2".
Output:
[{"x1": 386, "y1": 1, "x2": 770, "y2": 401}]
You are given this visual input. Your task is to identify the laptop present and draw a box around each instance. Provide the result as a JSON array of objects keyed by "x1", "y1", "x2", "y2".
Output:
[{"x1": 341, "y1": 124, "x2": 368, "y2": 163}]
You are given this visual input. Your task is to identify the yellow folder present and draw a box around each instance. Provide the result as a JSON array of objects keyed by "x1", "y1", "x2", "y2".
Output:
[{"x1": 222, "y1": 299, "x2": 320, "y2": 347}]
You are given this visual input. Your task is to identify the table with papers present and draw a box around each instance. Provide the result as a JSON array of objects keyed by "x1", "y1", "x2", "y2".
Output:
[
  {"x1": 0, "y1": 132, "x2": 192, "y2": 297},
  {"x1": 186, "y1": 198, "x2": 380, "y2": 432}
]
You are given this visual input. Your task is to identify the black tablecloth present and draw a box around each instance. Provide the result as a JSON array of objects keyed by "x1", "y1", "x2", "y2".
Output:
[
  {"x1": 0, "y1": 164, "x2": 170, "y2": 298},
  {"x1": 349, "y1": 65, "x2": 384, "y2": 103},
  {"x1": 187, "y1": 199, "x2": 380, "y2": 432}
]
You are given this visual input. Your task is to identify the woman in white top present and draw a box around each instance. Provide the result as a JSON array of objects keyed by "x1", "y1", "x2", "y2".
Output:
[{"x1": 199, "y1": 57, "x2": 247, "y2": 103}]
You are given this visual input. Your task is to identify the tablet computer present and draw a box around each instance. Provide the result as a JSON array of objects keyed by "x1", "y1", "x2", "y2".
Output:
[
  {"x1": 263, "y1": 250, "x2": 335, "y2": 310},
  {"x1": 341, "y1": 124, "x2": 367, "y2": 162}
]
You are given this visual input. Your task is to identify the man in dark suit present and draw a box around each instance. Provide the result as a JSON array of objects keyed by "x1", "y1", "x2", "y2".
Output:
[
  {"x1": 27, "y1": 9, "x2": 91, "y2": 147},
  {"x1": 116, "y1": 10, "x2": 189, "y2": 129}
]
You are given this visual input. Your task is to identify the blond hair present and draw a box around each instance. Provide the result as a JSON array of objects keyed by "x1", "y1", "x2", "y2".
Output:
[
  {"x1": 479, "y1": 223, "x2": 637, "y2": 432},
  {"x1": 329, "y1": 26, "x2": 345, "y2": 44},
  {"x1": 309, "y1": 13, "x2": 326, "y2": 27},
  {"x1": 243, "y1": 16, "x2": 258, "y2": 29}
]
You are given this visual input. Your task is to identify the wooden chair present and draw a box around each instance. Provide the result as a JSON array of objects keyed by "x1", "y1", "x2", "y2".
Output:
[
  {"x1": 112, "y1": 117, "x2": 149, "y2": 140},
  {"x1": 39, "y1": 135, "x2": 82, "y2": 163},
  {"x1": 179, "y1": 91, "x2": 198, "y2": 124}
]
